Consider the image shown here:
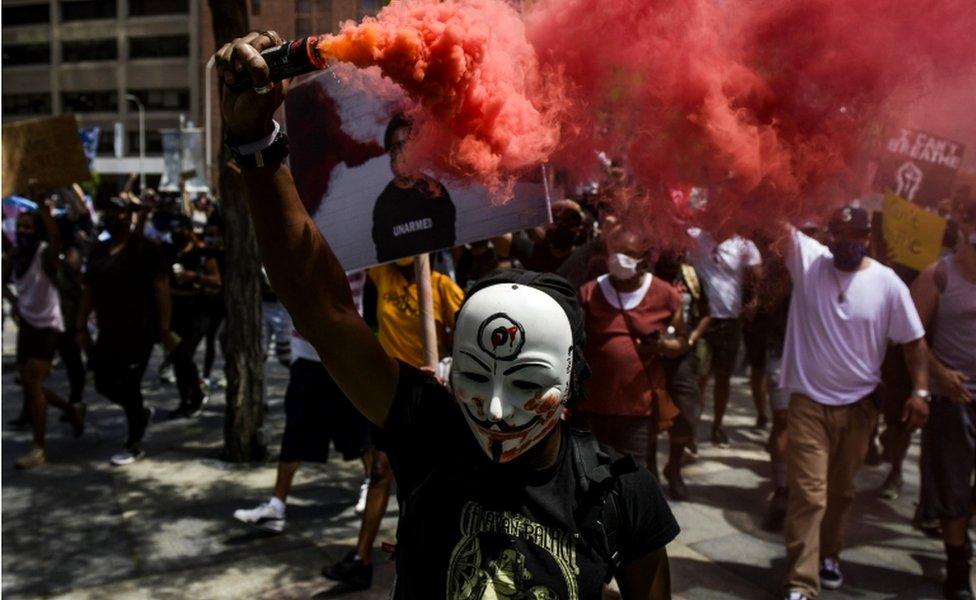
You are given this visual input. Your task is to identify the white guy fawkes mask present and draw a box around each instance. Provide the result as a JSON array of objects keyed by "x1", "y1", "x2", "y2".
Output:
[{"x1": 451, "y1": 283, "x2": 574, "y2": 463}]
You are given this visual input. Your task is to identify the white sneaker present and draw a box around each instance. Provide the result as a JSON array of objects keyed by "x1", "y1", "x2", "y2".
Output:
[
  {"x1": 110, "y1": 448, "x2": 146, "y2": 466},
  {"x1": 355, "y1": 478, "x2": 370, "y2": 515},
  {"x1": 233, "y1": 501, "x2": 285, "y2": 533},
  {"x1": 158, "y1": 365, "x2": 175, "y2": 385}
]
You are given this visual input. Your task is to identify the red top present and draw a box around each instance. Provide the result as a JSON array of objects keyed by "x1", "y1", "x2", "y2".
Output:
[{"x1": 578, "y1": 275, "x2": 681, "y2": 423}]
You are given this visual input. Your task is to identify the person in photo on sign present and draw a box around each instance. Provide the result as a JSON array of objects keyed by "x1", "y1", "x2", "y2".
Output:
[
  {"x1": 9, "y1": 202, "x2": 86, "y2": 470},
  {"x1": 913, "y1": 191, "x2": 976, "y2": 600},
  {"x1": 215, "y1": 32, "x2": 678, "y2": 599},
  {"x1": 371, "y1": 114, "x2": 456, "y2": 264},
  {"x1": 778, "y1": 205, "x2": 930, "y2": 600}
]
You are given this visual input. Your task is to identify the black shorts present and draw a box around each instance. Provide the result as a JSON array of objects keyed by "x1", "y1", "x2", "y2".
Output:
[
  {"x1": 16, "y1": 321, "x2": 61, "y2": 364},
  {"x1": 742, "y1": 319, "x2": 767, "y2": 370},
  {"x1": 280, "y1": 358, "x2": 370, "y2": 463},
  {"x1": 702, "y1": 318, "x2": 742, "y2": 375},
  {"x1": 920, "y1": 397, "x2": 976, "y2": 520},
  {"x1": 665, "y1": 351, "x2": 702, "y2": 436}
]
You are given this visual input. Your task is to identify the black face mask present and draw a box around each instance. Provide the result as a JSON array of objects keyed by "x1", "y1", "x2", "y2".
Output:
[
  {"x1": 829, "y1": 240, "x2": 868, "y2": 271},
  {"x1": 171, "y1": 231, "x2": 190, "y2": 248},
  {"x1": 549, "y1": 227, "x2": 577, "y2": 251}
]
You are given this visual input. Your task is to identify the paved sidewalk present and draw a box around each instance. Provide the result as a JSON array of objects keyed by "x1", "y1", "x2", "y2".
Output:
[{"x1": 1, "y1": 320, "x2": 952, "y2": 599}]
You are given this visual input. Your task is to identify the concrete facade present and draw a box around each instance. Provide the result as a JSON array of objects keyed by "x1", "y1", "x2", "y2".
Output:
[{"x1": 2, "y1": 0, "x2": 365, "y2": 182}]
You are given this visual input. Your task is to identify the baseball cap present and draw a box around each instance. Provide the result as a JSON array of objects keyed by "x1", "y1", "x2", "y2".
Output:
[{"x1": 828, "y1": 205, "x2": 870, "y2": 232}]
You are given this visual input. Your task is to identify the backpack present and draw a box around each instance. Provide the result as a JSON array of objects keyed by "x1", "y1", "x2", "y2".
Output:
[{"x1": 569, "y1": 428, "x2": 639, "y2": 581}]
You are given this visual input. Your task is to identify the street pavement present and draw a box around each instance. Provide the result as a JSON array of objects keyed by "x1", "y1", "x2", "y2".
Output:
[{"x1": 1, "y1": 319, "x2": 954, "y2": 599}]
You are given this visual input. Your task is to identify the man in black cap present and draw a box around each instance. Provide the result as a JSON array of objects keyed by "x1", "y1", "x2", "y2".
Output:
[
  {"x1": 778, "y1": 205, "x2": 930, "y2": 600},
  {"x1": 215, "y1": 33, "x2": 679, "y2": 599}
]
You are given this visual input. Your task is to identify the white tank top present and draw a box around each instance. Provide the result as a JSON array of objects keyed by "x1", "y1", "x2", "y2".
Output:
[{"x1": 14, "y1": 241, "x2": 64, "y2": 332}]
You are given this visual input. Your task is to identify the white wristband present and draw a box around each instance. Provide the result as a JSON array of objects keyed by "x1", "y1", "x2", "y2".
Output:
[{"x1": 231, "y1": 120, "x2": 280, "y2": 154}]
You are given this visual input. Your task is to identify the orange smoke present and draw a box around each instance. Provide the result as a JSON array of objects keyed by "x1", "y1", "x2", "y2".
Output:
[{"x1": 312, "y1": 0, "x2": 563, "y2": 194}]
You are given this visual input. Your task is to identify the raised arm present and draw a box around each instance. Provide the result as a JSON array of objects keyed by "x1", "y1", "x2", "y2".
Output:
[
  {"x1": 215, "y1": 33, "x2": 398, "y2": 426},
  {"x1": 38, "y1": 198, "x2": 62, "y2": 278}
]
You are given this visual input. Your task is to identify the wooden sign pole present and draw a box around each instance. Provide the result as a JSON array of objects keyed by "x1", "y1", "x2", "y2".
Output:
[{"x1": 413, "y1": 253, "x2": 439, "y2": 370}]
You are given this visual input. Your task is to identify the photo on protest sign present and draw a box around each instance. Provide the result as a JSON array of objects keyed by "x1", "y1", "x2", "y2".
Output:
[
  {"x1": 874, "y1": 127, "x2": 965, "y2": 207},
  {"x1": 283, "y1": 67, "x2": 551, "y2": 272}
]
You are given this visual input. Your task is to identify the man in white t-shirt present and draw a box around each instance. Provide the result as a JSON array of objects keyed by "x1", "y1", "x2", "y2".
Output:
[
  {"x1": 689, "y1": 228, "x2": 762, "y2": 446},
  {"x1": 779, "y1": 205, "x2": 930, "y2": 600}
]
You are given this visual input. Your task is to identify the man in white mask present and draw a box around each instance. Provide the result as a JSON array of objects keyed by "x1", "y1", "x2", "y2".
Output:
[{"x1": 215, "y1": 33, "x2": 679, "y2": 599}]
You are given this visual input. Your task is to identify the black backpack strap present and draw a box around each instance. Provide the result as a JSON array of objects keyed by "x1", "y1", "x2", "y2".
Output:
[{"x1": 570, "y1": 429, "x2": 637, "y2": 577}]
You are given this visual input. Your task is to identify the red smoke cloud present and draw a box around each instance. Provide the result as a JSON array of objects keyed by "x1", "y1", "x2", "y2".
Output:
[
  {"x1": 526, "y1": 0, "x2": 976, "y2": 234},
  {"x1": 311, "y1": 0, "x2": 976, "y2": 233},
  {"x1": 316, "y1": 0, "x2": 564, "y2": 194}
]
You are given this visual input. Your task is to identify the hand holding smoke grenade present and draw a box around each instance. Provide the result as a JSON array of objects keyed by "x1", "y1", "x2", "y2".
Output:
[{"x1": 226, "y1": 37, "x2": 327, "y2": 92}]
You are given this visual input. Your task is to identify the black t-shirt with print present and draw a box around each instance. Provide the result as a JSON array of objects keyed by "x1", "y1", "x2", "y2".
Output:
[
  {"x1": 375, "y1": 362, "x2": 680, "y2": 600},
  {"x1": 371, "y1": 178, "x2": 456, "y2": 264}
]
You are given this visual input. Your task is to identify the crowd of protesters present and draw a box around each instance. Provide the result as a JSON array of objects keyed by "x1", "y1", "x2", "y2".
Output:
[
  {"x1": 3, "y1": 177, "x2": 226, "y2": 467},
  {"x1": 4, "y1": 105, "x2": 976, "y2": 600}
]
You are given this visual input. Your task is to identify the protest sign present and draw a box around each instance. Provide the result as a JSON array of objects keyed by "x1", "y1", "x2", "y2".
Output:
[
  {"x1": 881, "y1": 192, "x2": 946, "y2": 271},
  {"x1": 2, "y1": 115, "x2": 92, "y2": 197},
  {"x1": 875, "y1": 127, "x2": 965, "y2": 207},
  {"x1": 284, "y1": 67, "x2": 551, "y2": 273}
]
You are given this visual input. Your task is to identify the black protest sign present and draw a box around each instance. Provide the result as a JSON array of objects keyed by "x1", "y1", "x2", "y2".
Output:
[{"x1": 875, "y1": 127, "x2": 965, "y2": 207}]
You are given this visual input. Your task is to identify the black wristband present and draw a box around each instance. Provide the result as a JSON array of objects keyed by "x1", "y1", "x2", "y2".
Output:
[{"x1": 226, "y1": 130, "x2": 289, "y2": 169}]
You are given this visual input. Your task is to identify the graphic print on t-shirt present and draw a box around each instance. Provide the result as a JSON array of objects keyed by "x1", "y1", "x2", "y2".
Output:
[{"x1": 447, "y1": 501, "x2": 577, "y2": 600}]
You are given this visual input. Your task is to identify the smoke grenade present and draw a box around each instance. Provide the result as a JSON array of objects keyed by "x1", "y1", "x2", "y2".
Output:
[{"x1": 226, "y1": 37, "x2": 327, "y2": 92}]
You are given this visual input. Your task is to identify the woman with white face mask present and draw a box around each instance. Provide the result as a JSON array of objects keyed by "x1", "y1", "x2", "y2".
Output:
[
  {"x1": 576, "y1": 230, "x2": 689, "y2": 488},
  {"x1": 215, "y1": 35, "x2": 678, "y2": 599}
]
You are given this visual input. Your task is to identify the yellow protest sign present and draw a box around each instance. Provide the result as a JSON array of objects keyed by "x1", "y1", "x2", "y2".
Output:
[{"x1": 882, "y1": 192, "x2": 946, "y2": 271}]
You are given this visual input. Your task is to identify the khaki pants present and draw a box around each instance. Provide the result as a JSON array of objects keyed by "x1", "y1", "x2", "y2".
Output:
[{"x1": 784, "y1": 393, "x2": 878, "y2": 597}]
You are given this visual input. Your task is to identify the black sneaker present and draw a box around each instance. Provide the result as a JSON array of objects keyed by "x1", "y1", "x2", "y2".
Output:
[
  {"x1": 168, "y1": 404, "x2": 189, "y2": 420},
  {"x1": 664, "y1": 463, "x2": 690, "y2": 501},
  {"x1": 762, "y1": 487, "x2": 788, "y2": 532},
  {"x1": 711, "y1": 426, "x2": 730, "y2": 448},
  {"x1": 819, "y1": 557, "x2": 843, "y2": 590},
  {"x1": 864, "y1": 438, "x2": 883, "y2": 466},
  {"x1": 945, "y1": 556, "x2": 974, "y2": 600},
  {"x1": 322, "y1": 550, "x2": 373, "y2": 590},
  {"x1": 8, "y1": 413, "x2": 30, "y2": 428}
]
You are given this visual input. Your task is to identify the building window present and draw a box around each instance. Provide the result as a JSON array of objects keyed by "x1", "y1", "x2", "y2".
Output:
[
  {"x1": 129, "y1": 35, "x2": 189, "y2": 59},
  {"x1": 97, "y1": 128, "x2": 116, "y2": 154},
  {"x1": 62, "y1": 39, "x2": 117, "y2": 62},
  {"x1": 2, "y1": 43, "x2": 51, "y2": 66},
  {"x1": 127, "y1": 130, "x2": 163, "y2": 154},
  {"x1": 2, "y1": 3, "x2": 50, "y2": 25},
  {"x1": 252, "y1": 0, "x2": 261, "y2": 16},
  {"x1": 128, "y1": 0, "x2": 188, "y2": 17},
  {"x1": 296, "y1": 0, "x2": 336, "y2": 37},
  {"x1": 128, "y1": 88, "x2": 190, "y2": 111},
  {"x1": 2, "y1": 93, "x2": 53, "y2": 116},
  {"x1": 62, "y1": 91, "x2": 118, "y2": 112},
  {"x1": 61, "y1": 0, "x2": 117, "y2": 21}
]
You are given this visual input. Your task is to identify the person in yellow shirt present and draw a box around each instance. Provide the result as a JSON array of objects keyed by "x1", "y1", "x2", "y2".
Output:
[
  {"x1": 369, "y1": 256, "x2": 466, "y2": 367},
  {"x1": 323, "y1": 255, "x2": 465, "y2": 589}
]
